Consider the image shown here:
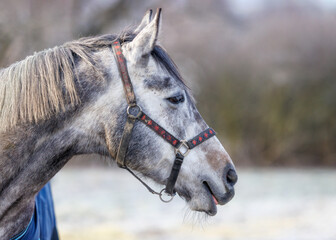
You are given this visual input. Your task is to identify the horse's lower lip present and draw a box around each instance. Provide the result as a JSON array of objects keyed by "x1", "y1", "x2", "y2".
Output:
[
  {"x1": 203, "y1": 181, "x2": 235, "y2": 206},
  {"x1": 203, "y1": 181, "x2": 219, "y2": 206}
]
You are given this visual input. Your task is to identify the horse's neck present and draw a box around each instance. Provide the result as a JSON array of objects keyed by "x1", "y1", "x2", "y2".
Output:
[
  {"x1": 0, "y1": 48, "x2": 123, "y2": 238},
  {"x1": 0, "y1": 48, "x2": 116, "y2": 212},
  {"x1": 0, "y1": 122, "x2": 77, "y2": 238},
  {"x1": 0, "y1": 97, "x2": 121, "y2": 238}
]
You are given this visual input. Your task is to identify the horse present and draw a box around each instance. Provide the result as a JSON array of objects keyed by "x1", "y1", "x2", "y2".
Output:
[{"x1": 0, "y1": 9, "x2": 237, "y2": 239}]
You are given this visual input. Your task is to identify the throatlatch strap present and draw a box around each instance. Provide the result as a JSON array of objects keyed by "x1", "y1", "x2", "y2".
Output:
[{"x1": 112, "y1": 41, "x2": 136, "y2": 105}]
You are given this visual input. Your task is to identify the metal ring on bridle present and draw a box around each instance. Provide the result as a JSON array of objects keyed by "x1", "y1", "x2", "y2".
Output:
[
  {"x1": 159, "y1": 188, "x2": 174, "y2": 203},
  {"x1": 175, "y1": 140, "x2": 190, "y2": 157},
  {"x1": 127, "y1": 104, "x2": 142, "y2": 119}
]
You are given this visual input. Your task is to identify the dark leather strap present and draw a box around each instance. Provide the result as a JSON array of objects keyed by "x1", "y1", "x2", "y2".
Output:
[
  {"x1": 187, "y1": 128, "x2": 216, "y2": 149},
  {"x1": 112, "y1": 41, "x2": 136, "y2": 105},
  {"x1": 138, "y1": 113, "x2": 216, "y2": 195},
  {"x1": 116, "y1": 117, "x2": 136, "y2": 168},
  {"x1": 139, "y1": 112, "x2": 181, "y2": 147},
  {"x1": 165, "y1": 153, "x2": 184, "y2": 195},
  {"x1": 112, "y1": 40, "x2": 138, "y2": 168}
]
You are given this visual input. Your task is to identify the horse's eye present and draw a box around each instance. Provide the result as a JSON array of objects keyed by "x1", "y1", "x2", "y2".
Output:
[{"x1": 167, "y1": 94, "x2": 185, "y2": 104}]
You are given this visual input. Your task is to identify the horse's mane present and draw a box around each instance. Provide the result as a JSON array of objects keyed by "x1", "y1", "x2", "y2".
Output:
[
  {"x1": 0, "y1": 31, "x2": 183, "y2": 131},
  {"x1": 0, "y1": 34, "x2": 122, "y2": 131}
]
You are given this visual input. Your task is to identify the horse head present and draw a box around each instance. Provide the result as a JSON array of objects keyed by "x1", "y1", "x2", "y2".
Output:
[{"x1": 88, "y1": 9, "x2": 238, "y2": 215}]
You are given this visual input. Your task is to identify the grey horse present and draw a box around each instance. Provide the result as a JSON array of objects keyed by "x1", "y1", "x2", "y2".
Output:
[{"x1": 0, "y1": 9, "x2": 237, "y2": 239}]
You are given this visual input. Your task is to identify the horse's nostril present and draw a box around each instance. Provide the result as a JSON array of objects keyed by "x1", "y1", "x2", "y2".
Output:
[{"x1": 226, "y1": 169, "x2": 238, "y2": 186}]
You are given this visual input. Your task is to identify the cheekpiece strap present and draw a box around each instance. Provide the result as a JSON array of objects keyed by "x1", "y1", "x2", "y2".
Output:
[
  {"x1": 116, "y1": 117, "x2": 136, "y2": 168},
  {"x1": 112, "y1": 40, "x2": 137, "y2": 168},
  {"x1": 112, "y1": 41, "x2": 136, "y2": 105}
]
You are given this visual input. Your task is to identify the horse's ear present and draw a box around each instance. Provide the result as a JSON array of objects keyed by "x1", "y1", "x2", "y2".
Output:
[
  {"x1": 134, "y1": 9, "x2": 153, "y2": 35},
  {"x1": 125, "y1": 8, "x2": 161, "y2": 63}
]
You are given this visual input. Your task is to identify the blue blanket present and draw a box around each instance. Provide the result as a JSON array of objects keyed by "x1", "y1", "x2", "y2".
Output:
[{"x1": 10, "y1": 183, "x2": 59, "y2": 240}]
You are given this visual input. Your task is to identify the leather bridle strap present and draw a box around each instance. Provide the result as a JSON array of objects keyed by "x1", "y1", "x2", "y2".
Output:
[
  {"x1": 112, "y1": 41, "x2": 136, "y2": 105},
  {"x1": 112, "y1": 40, "x2": 138, "y2": 169},
  {"x1": 113, "y1": 40, "x2": 165, "y2": 200},
  {"x1": 112, "y1": 40, "x2": 216, "y2": 202},
  {"x1": 138, "y1": 112, "x2": 216, "y2": 150},
  {"x1": 139, "y1": 112, "x2": 216, "y2": 195},
  {"x1": 138, "y1": 113, "x2": 181, "y2": 147}
]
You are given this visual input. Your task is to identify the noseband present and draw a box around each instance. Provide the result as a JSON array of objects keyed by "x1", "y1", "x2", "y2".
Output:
[{"x1": 111, "y1": 40, "x2": 216, "y2": 202}]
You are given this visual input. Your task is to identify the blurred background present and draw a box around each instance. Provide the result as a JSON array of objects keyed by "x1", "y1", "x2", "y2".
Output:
[{"x1": 1, "y1": 0, "x2": 336, "y2": 239}]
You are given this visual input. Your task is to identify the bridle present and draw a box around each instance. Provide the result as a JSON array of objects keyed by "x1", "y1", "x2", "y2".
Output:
[{"x1": 111, "y1": 40, "x2": 216, "y2": 202}]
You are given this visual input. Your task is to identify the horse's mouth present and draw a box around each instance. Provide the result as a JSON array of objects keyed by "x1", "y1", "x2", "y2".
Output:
[
  {"x1": 176, "y1": 181, "x2": 235, "y2": 216},
  {"x1": 202, "y1": 181, "x2": 235, "y2": 216}
]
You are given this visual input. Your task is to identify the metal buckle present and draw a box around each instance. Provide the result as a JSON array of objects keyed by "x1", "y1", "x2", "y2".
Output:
[
  {"x1": 175, "y1": 140, "x2": 190, "y2": 157},
  {"x1": 127, "y1": 104, "x2": 142, "y2": 119}
]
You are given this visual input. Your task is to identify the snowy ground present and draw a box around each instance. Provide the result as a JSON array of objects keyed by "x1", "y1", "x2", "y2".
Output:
[{"x1": 52, "y1": 167, "x2": 336, "y2": 240}]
